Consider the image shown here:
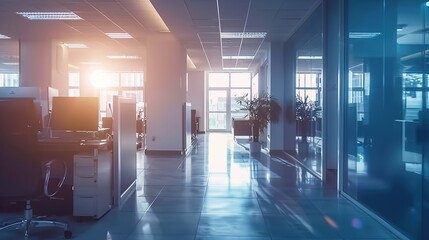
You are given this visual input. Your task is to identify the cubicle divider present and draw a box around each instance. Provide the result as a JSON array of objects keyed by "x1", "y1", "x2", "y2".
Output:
[{"x1": 112, "y1": 96, "x2": 137, "y2": 207}]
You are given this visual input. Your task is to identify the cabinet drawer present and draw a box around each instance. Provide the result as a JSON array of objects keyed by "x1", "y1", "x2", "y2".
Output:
[
  {"x1": 73, "y1": 196, "x2": 96, "y2": 217},
  {"x1": 74, "y1": 155, "x2": 96, "y2": 166},
  {"x1": 74, "y1": 185, "x2": 97, "y2": 196},
  {"x1": 74, "y1": 176, "x2": 97, "y2": 186},
  {"x1": 74, "y1": 166, "x2": 96, "y2": 178}
]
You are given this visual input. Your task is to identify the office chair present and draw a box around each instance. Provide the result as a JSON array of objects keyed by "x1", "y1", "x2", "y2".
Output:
[{"x1": 0, "y1": 98, "x2": 72, "y2": 239}]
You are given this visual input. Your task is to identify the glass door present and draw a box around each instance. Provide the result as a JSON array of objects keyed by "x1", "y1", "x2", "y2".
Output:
[
  {"x1": 207, "y1": 72, "x2": 252, "y2": 132},
  {"x1": 208, "y1": 89, "x2": 228, "y2": 131}
]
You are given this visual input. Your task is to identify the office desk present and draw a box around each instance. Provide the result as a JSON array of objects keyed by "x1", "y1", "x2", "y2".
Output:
[{"x1": 37, "y1": 138, "x2": 113, "y2": 219}]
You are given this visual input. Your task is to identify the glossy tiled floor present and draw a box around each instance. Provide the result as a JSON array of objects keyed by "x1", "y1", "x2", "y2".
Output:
[{"x1": 0, "y1": 133, "x2": 400, "y2": 239}]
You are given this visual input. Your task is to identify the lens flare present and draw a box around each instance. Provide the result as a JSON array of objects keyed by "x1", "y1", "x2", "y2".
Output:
[{"x1": 352, "y1": 218, "x2": 363, "y2": 229}]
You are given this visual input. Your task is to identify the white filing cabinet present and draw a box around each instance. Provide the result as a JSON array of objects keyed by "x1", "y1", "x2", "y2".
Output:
[{"x1": 73, "y1": 150, "x2": 112, "y2": 219}]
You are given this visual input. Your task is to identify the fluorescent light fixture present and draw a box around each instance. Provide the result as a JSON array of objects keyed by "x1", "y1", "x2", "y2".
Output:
[
  {"x1": 16, "y1": 11, "x2": 82, "y2": 20},
  {"x1": 64, "y1": 43, "x2": 88, "y2": 49},
  {"x1": 105, "y1": 32, "x2": 133, "y2": 39},
  {"x1": 80, "y1": 62, "x2": 101, "y2": 65},
  {"x1": 222, "y1": 56, "x2": 254, "y2": 60},
  {"x1": 221, "y1": 32, "x2": 267, "y2": 39},
  {"x1": 426, "y1": 1, "x2": 429, "y2": 7},
  {"x1": 349, "y1": 32, "x2": 381, "y2": 39},
  {"x1": 0, "y1": 34, "x2": 10, "y2": 39},
  {"x1": 2, "y1": 62, "x2": 19, "y2": 65},
  {"x1": 223, "y1": 67, "x2": 248, "y2": 71},
  {"x1": 107, "y1": 55, "x2": 141, "y2": 59},
  {"x1": 297, "y1": 56, "x2": 323, "y2": 60}
]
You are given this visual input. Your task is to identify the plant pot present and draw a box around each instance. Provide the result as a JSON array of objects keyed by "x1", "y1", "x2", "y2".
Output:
[
  {"x1": 250, "y1": 141, "x2": 261, "y2": 153},
  {"x1": 297, "y1": 141, "x2": 309, "y2": 158}
]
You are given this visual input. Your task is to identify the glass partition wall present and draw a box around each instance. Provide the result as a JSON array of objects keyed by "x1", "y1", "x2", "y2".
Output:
[
  {"x1": 343, "y1": 0, "x2": 429, "y2": 238},
  {"x1": 295, "y1": 32, "x2": 323, "y2": 176},
  {"x1": 283, "y1": 4, "x2": 324, "y2": 177}
]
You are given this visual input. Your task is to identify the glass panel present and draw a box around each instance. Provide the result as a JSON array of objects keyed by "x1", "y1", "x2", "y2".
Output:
[
  {"x1": 403, "y1": 73, "x2": 423, "y2": 87},
  {"x1": 121, "y1": 72, "x2": 144, "y2": 87},
  {"x1": 404, "y1": 91, "x2": 422, "y2": 121},
  {"x1": 252, "y1": 73, "x2": 259, "y2": 98},
  {"x1": 230, "y1": 73, "x2": 251, "y2": 88},
  {"x1": 294, "y1": 7, "x2": 323, "y2": 177},
  {"x1": 208, "y1": 90, "x2": 227, "y2": 111},
  {"x1": 208, "y1": 113, "x2": 226, "y2": 129},
  {"x1": 231, "y1": 89, "x2": 250, "y2": 112},
  {"x1": 345, "y1": 0, "x2": 424, "y2": 238},
  {"x1": 68, "y1": 89, "x2": 80, "y2": 97},
  {"x1": 99, "y1": 90, "x2": 118, "y2": 112},
  {"x1": 0, "y1": 39, "x2": 19, "y2": 87},
  {"x1": 208, "y1": 73, "x2": 229, "y2": 87},
  {"x1": 69, "y1": 72, "x2": 80, "y2": 87}
]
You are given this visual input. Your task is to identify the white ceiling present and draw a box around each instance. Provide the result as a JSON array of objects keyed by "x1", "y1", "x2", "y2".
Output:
[{"x1": 0, "y1": 0, "x2": 321, "y2": 72}]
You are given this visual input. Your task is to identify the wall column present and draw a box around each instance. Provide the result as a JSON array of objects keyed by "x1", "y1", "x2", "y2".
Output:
[
  {"x1": 20, "y1": 39, "x2": 68, "y2": 125},
  {"x1": 323, "y1": 0, "x2": 341, "y2": 180},
  {"x1": 268, "y1": 42, "x2": 285, "y2": 151},
  {"x1": 145, "y1": 33, "x2": 187, "y2": 154}
]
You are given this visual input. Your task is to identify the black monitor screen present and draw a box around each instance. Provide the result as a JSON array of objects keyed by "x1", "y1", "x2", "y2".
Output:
[
  {"x1": 0, "y1": 98, "x2": 39, "y2": 135},
  {"x1": 50, "y1": 97, "x2": 99, "y2": 131}
]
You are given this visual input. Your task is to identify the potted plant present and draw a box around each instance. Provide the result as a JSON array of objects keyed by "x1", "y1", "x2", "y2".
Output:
[
  {"x1": 295, "y1": 94, "x2": 319, "y2": 155},
  {"x1": 236, "y1": 93, "x2": 278, "y2": 152}
]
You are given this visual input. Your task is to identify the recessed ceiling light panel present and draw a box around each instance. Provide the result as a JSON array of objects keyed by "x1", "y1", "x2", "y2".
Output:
[
  {"x1": 16, "y1": 12, "x2": 82, "y2": 20},
  {"x1": 297, "y1": 56, "x2": 323, "y2": 60},
  {"x1": 0, "y1": 34, "x2": 11, "y2": 39},
  {"x1": 107, "y1": 55, "x2": 141, "y2": 59},
  {"x1": 221, "y1": 32, "x2": 267, "y2": 39},
  {"x1": 222, "y1": 56, "x2": 254, "y2": 60},
  {"x1": 105, "y1": 33, "x2": 133, "y2": 39},
  {"x1": 223, "y1": 67, "x2": 249, "y2": 70},
  {"x1": 349, "y1": 32, "x2": 381, "y2": 39}
]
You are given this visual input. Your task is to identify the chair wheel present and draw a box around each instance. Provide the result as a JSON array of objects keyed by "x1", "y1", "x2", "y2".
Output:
[{"x1": 64, "y1": 230, "x2": 72, "y2": 239}]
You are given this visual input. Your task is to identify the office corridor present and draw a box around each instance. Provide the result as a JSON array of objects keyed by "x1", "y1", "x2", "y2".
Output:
[{"x1": 0, "y1": 133, "x2": 399, "y2": 239}]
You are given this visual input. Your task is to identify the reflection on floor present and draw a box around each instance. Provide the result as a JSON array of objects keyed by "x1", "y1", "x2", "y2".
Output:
[
  {"x1": 294, "y1": 136, "x2": 322, "y2": 176},
  {"x1": 0, "y1": 133, "x2": 400, "y2": 239}
]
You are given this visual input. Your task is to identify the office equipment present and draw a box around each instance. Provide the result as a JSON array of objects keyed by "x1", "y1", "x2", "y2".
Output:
[
  {"x1": 112, "y1": 95, "x2": 137, "y2": 207},
  {"x1": 73, "y1": 150, "x2": 112, "y2": 219},
  {"x1": 0, "y1": 98, "x2": 71, "y2": 239},
  {"x1": 50, "y1": 96, "x2": 99, "y2": 132},
  {"x1": 0, "y1": 88, "x2": 43, "y2": 131}
]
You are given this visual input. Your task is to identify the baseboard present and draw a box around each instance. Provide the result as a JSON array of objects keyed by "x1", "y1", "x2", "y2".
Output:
[
  {"x1": 145, "y1": 150, "x2": 183, "y2": 156},
  {"x1": 197, "y1": 131, "x2": 205, "y2": 134}
]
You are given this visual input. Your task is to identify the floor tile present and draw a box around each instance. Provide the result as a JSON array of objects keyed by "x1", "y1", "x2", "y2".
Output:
[
  {"x1": 197, "y1": 213, "x2": 268, "y2": 237},
  {"x1": 131, "y1": 212, "x2": 200, "y2": 235}
]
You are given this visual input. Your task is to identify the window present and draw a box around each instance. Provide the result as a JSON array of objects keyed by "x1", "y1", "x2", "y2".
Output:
[
  {"x1": 98, "y1": 72, "x2": 144, "y2": 118},
  {"x1": 68, "y1": 72, "x2": 80, "y2": 96}
]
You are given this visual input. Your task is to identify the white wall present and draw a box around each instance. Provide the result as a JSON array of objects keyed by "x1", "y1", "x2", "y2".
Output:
[
  {"x1": 187, "y1": 71, "x2": 205, "y2": 132},
  {"x1": 20, "y1": 39, "x2": 69, "y2": 126},
  {"x1": 145, "y1": 33, "x2": 187, "y2": 152}
]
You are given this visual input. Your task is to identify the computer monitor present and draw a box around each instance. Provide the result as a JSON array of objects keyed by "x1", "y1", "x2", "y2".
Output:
[
  {"x1": 50, "y1": 97, "x2": 99, "y2": 132},
  {"x1": 0, "y1": 98, "x2": 40, "y2": 135}
]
